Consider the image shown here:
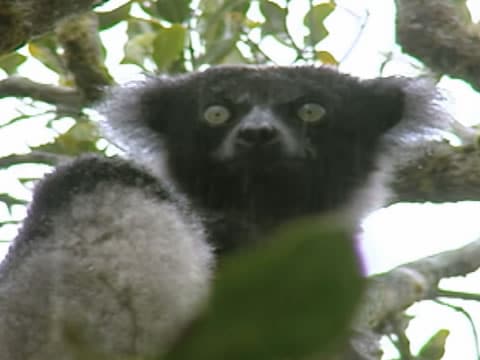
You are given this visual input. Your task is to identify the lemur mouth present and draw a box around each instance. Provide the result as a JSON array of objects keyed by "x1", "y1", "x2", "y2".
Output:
[
  {"x1": 225, "y1": 153, "x2": 308, "y2": 174},
  {"x1": 211, "y1": 138, "x2": 312, "y2": 172}
]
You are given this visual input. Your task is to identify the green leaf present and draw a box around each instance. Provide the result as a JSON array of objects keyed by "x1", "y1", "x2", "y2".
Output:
[
  {"x1": 0, "y1": 52, "x2": 27, "y2": 75},
  {"x1": 0, "y1": 193, "x2": 28, "y2": 214},
  {"x1": 198, "y1": 36, "x2": 239, "y2": 65},
  {"x1": 304, "y1": 2, "x2": 336, "y2": 45},
  {"x1": 316, "y1": 50, "x2": 338, "y2": 65},
  {"x1": 28, "y1": 36, "x2": 65, "y2": 74},
  {"x1": 33, "y1": 121, "x2": 99, "y2": 156},
  {"x1": 227, "y1": 0, "x2": 250, "y2": 13},
  {"x1": 156, "y1": 0, "x2": 192, "y2": 23},
  {"x1": 125, "y1": 18, "x2": 163, "y2": 39},
  {"x1": 122, "y1": 32, "x2": 157, "y2": 68},
  {"x1": 200, "y1": 0, "x2": 250, "y2": 15},
  {"x1": 260, "y1": 1, "x2": 287, "y2": 36},
  {"x1": 199, "y1": 0, "x2": 222, "y2": 14},
  {"x1": 417, "y1": 329, "x2": 450, "y2": 360},
  {"x1": 198, "y1": 5, "x2": 245, "y2": 65},
  {"x1": 164, "y1": 215, "x2": 364, "y2": 360},
  {"x1": 97, "y1": 1, "x2": 132, "y2": 30},
  {"x1": 221, "y1": 47, "x2": 248, "y2": 64},
  {"x1": 152, "y1": 25, "x2": 186, "y2": 71}
]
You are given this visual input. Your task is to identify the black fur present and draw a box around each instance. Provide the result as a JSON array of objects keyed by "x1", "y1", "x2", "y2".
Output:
[
  {"x1": 2, "y1": 156, "x2": 172, "y2": 269},
  {"x1": 0, "y1": 66, "x2": 446, "y2": 360},
  {"x1": 103, "y1": 66, "x2": 410, "y2": 253}
]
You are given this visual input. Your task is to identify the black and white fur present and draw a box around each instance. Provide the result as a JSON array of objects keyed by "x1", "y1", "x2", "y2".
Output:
[
  {"x1": 0, "y1": 65, "x2": 449, "y2": 359},
  {"x1": 103, "y1": 65, "x2": 449, "y2": 252},
  {"x1": 0, "y1": 157, "x2": 213, "y2": 358}
]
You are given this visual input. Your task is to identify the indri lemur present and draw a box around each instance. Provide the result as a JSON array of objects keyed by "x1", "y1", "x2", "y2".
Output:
[{"x1": 0, "y1": 66, "x2": 449, "y2": 359}]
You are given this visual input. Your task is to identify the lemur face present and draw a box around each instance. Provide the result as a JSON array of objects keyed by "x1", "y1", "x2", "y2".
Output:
[
  {"x1": 103, "y1": 65, "x2": 411, "y2": 212},
  {"x1": 140, "y1": 66, "x2": 404, "y2": 177},
  {"x1": 201, "y1": 103, "x2": 326, "y2": 174},
  {"x1": 100, "y1": 64, "x2": 445, "y2": 251}
]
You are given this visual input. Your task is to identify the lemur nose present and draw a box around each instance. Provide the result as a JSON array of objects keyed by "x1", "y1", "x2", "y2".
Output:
[{"x1": 237, "y1": 123, "x2": 279, "y2": 146}]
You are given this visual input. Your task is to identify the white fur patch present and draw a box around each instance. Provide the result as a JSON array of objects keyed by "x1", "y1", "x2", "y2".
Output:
[
  {"x1": 0, "y1": 183, "x2": 213, "y2": 359},
  {"x1": 343, "y1": 77, "x2": 452, "y2": 225}
]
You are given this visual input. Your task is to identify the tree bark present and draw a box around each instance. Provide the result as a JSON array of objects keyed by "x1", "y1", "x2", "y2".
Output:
[
  {"x1": 0, "y1": 0, "x2": 106, "y2": 54},
  {"x1": 396, "y1": 0, "x2": 480, "y2": 91},
  {"x1": 392, "y1": 140, "x2": 480, "y2": 203}
]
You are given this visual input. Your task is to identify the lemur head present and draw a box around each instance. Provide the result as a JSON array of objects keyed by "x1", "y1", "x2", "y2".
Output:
[
  {"x1": 104, "y1": 66, "x2": 405, "y2": 172},
  {"x1": 191, "y1": 67, "x2": 405, "y2": 172},
  {"x1": 101, "y1": 65, "x2": 446, "y2": 218}
]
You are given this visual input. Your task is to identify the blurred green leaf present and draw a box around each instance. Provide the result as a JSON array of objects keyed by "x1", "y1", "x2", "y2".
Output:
[
  {"x1": 33, "y1": 121, "x2": 99, "y2": 156},
  {"x1": 227, "y1": 0, "x2": 250, "y2": 13},
  {"x1": 28, "y1": 36, "x2": 65, "y2": 74},
  {"x1": 156, "y1": 0, "x2": 192, "y2": 23},
  {"x1": 152, "y1": 25, "x2": 186, "y2": 71},
  {"x1": 199, "y1": 0, "x2": 221, "y2": 14},
  {"x1": 122, "y1": 19, "x2": 165, "y2": 68},
  {"x1": 97, "y1": 1, "x2": 132, "y2": 30},
  {"x1": 260, "y1": 1, "x2": 287, "y2": 37},
  {"x1": 198, "y1": 36, "x2": 239, "y2": 64},
  {"x1": 198, "y1": 7, "x2": 244, "y2": 65},
  {"x1": 0, "y1": 53, "x2": 27, "y2": 75},
  {"x1": 200, "y1": 0, "x2": 250, "y2": 15},
  {"x1": 122, "y1": 32, "x2": 156, "y2": 68},
  {"x1": 0, "y1": 193, "x2": 28, "y2": 214},
  {"x1": 17, "y1": 177, "x2": 40, "y2": 185},
  {"x1": 126, "y1": 18, "x2": 163, "y2": 38},
  {"x1": 417, "y1": 329, "x2": 449, "y2": 360},
  {"x1": 304, "y1": 2, "x2": 336, "y2": 45},
  {"x1": 316, "y1": 50, "x2": 338, "y2": 65},
  {"x1": 221, "y1": 47, "x2": 248, "y2": 64},
  {"x1": 165, "y1": 215, "x2": 364, "y2": 360}
]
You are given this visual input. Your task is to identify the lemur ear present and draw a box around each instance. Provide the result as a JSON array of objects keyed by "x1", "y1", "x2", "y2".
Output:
[{"x1": 358, "y1": 77, "x2": 406, "y2": 133}]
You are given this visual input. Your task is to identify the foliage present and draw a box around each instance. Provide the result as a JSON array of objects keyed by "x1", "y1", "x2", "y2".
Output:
[
  {"x1": 0, "y1": 3, "x2": 359, "y2": 357},
  {"x1": 1, "y1": 1, "x2": 479, "y2": 360},
  {"x1": 0, "y1": 0, "x2": 339, "y2": 226},
  {"x1": 164, "y1": 216, "x2": 363, "y2": 360}
]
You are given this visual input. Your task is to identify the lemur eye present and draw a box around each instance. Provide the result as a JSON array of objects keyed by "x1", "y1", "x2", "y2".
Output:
[
  {"x1": 204, "y1": 105, "x2": 231, "y2": 126},
  {"x1": 297, "y1": 103, "x2": 326, "y2": 123}
]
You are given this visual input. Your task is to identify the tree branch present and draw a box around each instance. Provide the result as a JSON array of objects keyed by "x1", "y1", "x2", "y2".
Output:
[
  {"x1": 55, "y1": 12, "x2": 113, "y2": 102},
  {"x1": 348, "y1": 238, "x2": 480, "y2": 359},
  {"x1": 392, "y1": 140, "x2": 480, "y2": 203},
  {"x1": 0, "y1": 0, "x2": 109, "y2": 55},
  {"x1": 395, "y1": 0, "x2": 480, "y2": 91},
  {"x1": 0, "y1": 76, "x2": 84, "y2": 110},
  {"x1": 360, "y1": 237, "x2": 480, "y2": 329}
]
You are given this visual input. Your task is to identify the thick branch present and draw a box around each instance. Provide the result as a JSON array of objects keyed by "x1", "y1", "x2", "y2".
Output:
[
  {"x1": 356, "y1": 238, "x2": 480, "y2": 330},
  {"x1": 55, "y1": 13, "x2": 113, "y2": 102},
  {"x1": 347, "y1": 238, "x2": 480, "y2": 359},
  {"x1": 0, "y1": 0, "x2": 108, "y2": 55},
  {"x1": 392, "y1": 141, "x2": 480, "y2": 203},
  {"x1": 395, "y1": 0, "x2": 480, "y2": 91},
  {"x1": 0, "y1": 76, "x2": 84, "y2": 110}
]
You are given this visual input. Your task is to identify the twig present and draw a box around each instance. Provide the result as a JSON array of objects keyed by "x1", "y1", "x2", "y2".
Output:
[
  {"x1": 434, "y1": 299, "x2": 480, "y2": 359},
  {"x1": 437, "y1": 289, "x2": 480, "y2": 302},
  {"x1": 0, "y1": 152, "x2": 71, "y2": 168},
  {"x1": 240, "y1": 34, "x2": 276, "y2": 64},
  {"x1": 339, "y1": 8, "x2": 370, "y2": 63}
]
